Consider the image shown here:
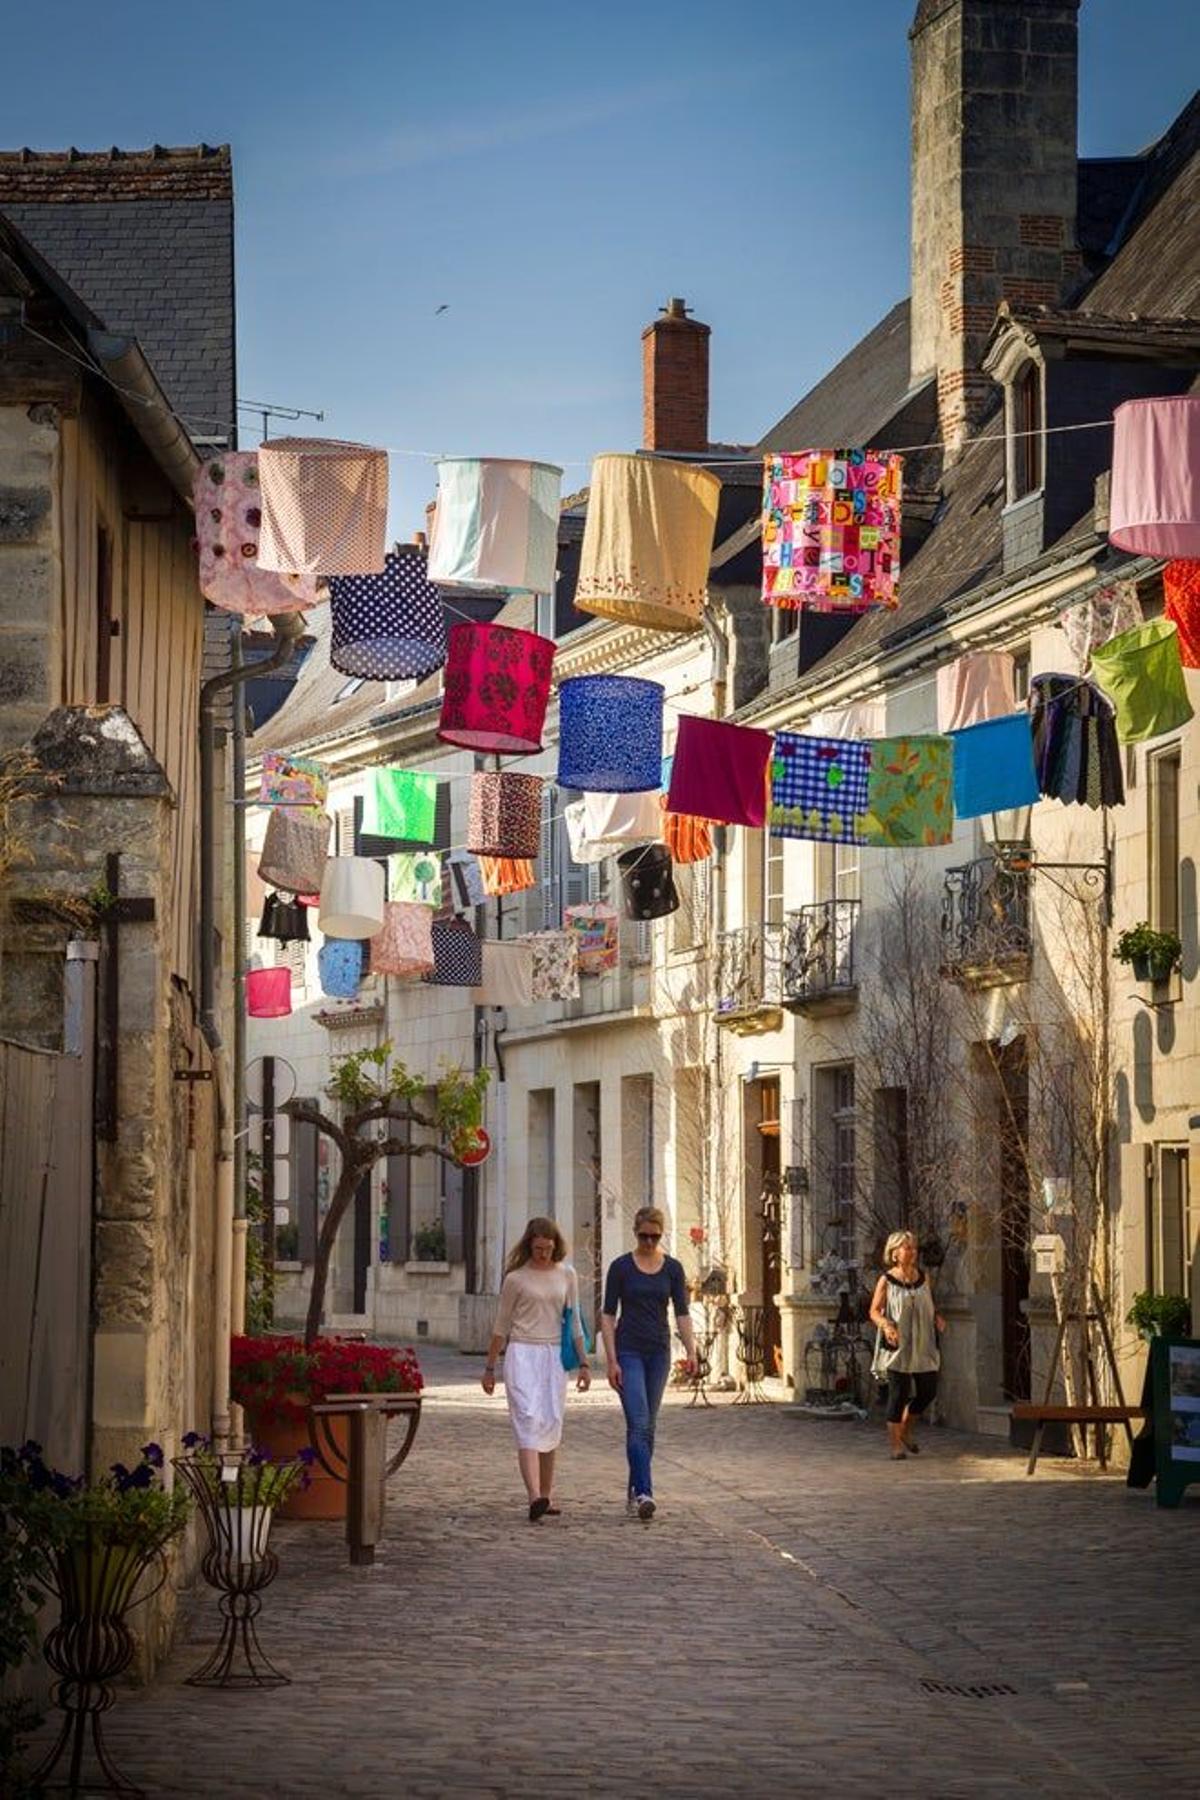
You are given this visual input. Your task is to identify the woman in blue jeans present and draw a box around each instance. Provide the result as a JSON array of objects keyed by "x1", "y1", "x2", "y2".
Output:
[{"x1": 600, "y1": 1207, "x2": 698, "y2": 1520}]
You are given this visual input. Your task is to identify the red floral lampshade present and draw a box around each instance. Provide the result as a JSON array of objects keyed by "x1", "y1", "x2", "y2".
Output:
[{"x1": 437, "y1": 622, "x2": 556, "y2": 754}]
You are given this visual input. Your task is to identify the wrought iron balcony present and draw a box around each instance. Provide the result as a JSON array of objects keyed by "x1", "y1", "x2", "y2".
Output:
[
  {"x1": 941, "y1": 854, "x2": 1032, "y2": 987},
  {"x1": 714, "y1": 925, "x2": 784, "y2": 1032},
  {"x1": 782, "y1": 899, "x2": 860, "y2": 1014}
]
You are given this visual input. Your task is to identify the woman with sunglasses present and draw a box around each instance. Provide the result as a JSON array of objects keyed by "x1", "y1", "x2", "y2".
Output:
[{"x1": 600, "y1": 1206, "x2": 697, "y2": 1521}]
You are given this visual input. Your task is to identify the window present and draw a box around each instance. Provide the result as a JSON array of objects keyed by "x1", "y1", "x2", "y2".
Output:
[
  {"x1": 813, "y1": 1063, "x2": 856, "y2": 1265},
  {"x1": 333, "y1": 676, "x2": 366, "y2": 703},
  {"x1": 96, "y1": 522, "x2": 114, "y2": 702},
  {"x1": 528, "y1": 1090, "x2": 556, "y2": 1216},
  {"x1": 1149, "y1": 746, "x2": 1181, "y2": 936},
  {"x1": 770, "y1": 606, "x2": 799, "y2": 647},
  {"x1": 1012, "y1": 363, "x2": 1043, "y2": 499},
  {"x1": 1147, "y1": 1146, "x2": 1194, "y2": 1300},
  {"x1": 764, "y1": 830, "x2": 785, "y2": 927},
  {"x1": 816, "y1": 841, "x2": 861, "y2": 905}
]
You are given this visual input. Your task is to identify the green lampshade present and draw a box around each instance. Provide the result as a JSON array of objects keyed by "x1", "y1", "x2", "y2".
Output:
[{"x1": 1090, "y1": 618, "x2": 1194, "y2": 743}]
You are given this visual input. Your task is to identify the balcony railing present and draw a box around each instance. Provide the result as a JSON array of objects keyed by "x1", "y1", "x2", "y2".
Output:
[
  {"x1": 782, "y1": 899, "x2": 860, "y2": 1013},
  {"x1": 941, "y1": 854, "x2": 1032, "y2": 986},
  {"x1": 714, "y1": 925, "x2": 783, "y2": 1030}
]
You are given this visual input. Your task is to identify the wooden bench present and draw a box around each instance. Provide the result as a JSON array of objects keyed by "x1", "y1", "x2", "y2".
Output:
[{"x1": 1010, "y1": 1403, "x2": 1144, "y2": 1474}]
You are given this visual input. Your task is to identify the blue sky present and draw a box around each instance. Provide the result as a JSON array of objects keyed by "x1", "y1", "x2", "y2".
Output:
[{"x1": 4, "y1": 1, "x2": 1198, "y2": 534}]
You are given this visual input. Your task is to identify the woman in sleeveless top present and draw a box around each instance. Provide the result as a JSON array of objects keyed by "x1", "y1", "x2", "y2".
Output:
[{"x1": 869, "y1": 1230, "x2": 945, "y2": 1460}]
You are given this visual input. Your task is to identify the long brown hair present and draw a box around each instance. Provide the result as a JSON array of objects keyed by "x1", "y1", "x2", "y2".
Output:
[{"x1": 505, "y1": 1216, "x2": 568, "y2": 1274}]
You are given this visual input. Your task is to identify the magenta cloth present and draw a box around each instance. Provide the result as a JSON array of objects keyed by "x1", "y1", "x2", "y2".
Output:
[
  {"x1": 1109, "y1": 396, "x2": 1200, "y2": 558},
  {"x1": 667, "y1": 715, "x2": 773, "y2": 828},
  {"x1": 437, "y1": 621, "x2": 555, "y2": 754}
]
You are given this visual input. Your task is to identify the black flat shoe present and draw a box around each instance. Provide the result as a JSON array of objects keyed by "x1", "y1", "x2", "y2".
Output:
[
  {"x1": 904, "y1": 1440, "x2": 920, "y2": 1454},
  {"x1": 529, "y1": 1498, "x2": 551, "y2": 1522},
  {"x1": 543, "y1": 1504, "x2": 561, "y2": 1516}
]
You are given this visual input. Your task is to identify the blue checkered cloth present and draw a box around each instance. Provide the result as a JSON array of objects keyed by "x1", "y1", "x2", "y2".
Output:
[{"x1": 769, "y1": 733, "x2": 870, "y2": 842}]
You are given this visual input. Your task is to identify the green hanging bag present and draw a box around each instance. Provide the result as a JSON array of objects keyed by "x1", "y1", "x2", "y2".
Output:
[{"x1": 1091, "y1": 618, "x2": 1194, "y2": 743}]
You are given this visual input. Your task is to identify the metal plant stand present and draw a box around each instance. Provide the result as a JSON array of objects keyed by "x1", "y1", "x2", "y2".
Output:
[
  {"x1": 173, "y1": 1455, "x2": 288, "y2": 1689},
  {"x1": 32, "y1": 1539, "x2": 167, "y2": 1798},
  {"x1": 686, "y1": 1325, "x2": 720, "y2": 1408},
  {"x1": 733, "y1": 1304, "x2": 769, "y2": 1404}
]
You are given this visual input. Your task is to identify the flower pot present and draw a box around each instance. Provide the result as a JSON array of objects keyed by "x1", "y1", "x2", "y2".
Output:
[
  {"x1": 247, "y1": 1409, "x2": 350, "y2": 1521},
  {"x1": 59, "y1": 1541, "x2": 148, "y2": 1618},
  {"x1": 229, "y1": 1503, "x2": 274, "y2": 1566},
  {"x1": 1131, "y1": 949, "x2": 1176, "y2": 983}
]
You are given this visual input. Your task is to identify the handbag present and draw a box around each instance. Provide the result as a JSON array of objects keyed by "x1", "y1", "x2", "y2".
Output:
[{"x1": 560, "y1": 1299, "x2": 595, "y2": 1372}]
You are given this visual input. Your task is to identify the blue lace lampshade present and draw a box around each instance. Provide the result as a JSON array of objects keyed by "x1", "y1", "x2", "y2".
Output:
[
  {"x1": 328, "y1": 547, "x2": 447, "y2": 681},
  {"x1": 557, "y1": 675, "x2": 664, "y2": 793},
  {"x1": 317, "y1": 938, "x2": 364, "y2": 999}
]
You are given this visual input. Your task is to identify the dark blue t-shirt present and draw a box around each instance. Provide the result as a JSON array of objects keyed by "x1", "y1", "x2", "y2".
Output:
[{"x1": 603, "y1": 1252, "x2": 690, "y2": 1355}]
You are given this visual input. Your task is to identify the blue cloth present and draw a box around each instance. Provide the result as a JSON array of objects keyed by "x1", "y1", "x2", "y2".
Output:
[
  {"x1": 602, "y1": 1252, "x2": 690, "y2": 1355},
  {"x1": 317, "y1": 938, "x2": 363, "y2": 999},
  {"x1": 617, "y1": 1347, "x2": 670, "y2": 1499},
  {"x1": 950, "y1": 712, "x2": 1041, "y2": 820},
  {"x1": 769, "y1": 732, "x2": 870, "y2": 842}
]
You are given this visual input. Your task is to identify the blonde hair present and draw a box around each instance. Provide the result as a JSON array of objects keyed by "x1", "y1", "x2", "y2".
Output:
[
  {"x1": 883, "y1": 1230, "x2": 917, "y2": 1270},
  {"x1": 633, "y1": 1206, "x2": 665, "y2": 1235},
  {"x1": 505, "y1": 1216, "x2": 567, "y2": 1274}
]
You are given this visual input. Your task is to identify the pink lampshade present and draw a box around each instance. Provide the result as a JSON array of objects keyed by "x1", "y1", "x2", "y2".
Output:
[
  {"x1": 437, "y1": 622, "x2": 556, "y2": 754},
  {"x1": 246, "y1": 966, "x2": 292, "y2": 1018},
  {"x1": 1109, "y1": 396, "x2": 1200, "y2": 558}
]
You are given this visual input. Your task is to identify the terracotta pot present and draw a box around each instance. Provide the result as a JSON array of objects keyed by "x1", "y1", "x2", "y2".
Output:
[{"x1": 246, "y1": 1408, "x2": 350, "y2": 1521}]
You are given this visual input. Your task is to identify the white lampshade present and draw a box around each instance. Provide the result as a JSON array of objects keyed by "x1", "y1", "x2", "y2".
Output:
[{"x1": 318, "y1": 857, "x2": 386, "y2": 938}]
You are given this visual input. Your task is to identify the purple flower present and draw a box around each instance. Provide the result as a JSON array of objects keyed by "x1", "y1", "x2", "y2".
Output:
[
  {"x1": 181, "y1": 1431, "x2": 208, "y2": 1451},
  {"x1": 140, "y1": 1442, "x2": 165, "y2": 1468},
  {"x1": 296, "y1": 1447, "x2": 317, "y2": 1466}
]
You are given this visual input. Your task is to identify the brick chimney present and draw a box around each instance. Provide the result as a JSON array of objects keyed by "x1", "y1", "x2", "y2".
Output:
[
  {"x1": 642, "y1": 297, "x2": 710, "y2": 452},
  {"x1": 909, "y1": 1, "x2": 1081, "y2": 452}
]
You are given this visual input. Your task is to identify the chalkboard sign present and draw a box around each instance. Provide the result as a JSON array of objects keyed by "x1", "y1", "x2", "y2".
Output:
[{"x1": 1152, "y1": 1337, "x2": 1200, "y2": 1508}]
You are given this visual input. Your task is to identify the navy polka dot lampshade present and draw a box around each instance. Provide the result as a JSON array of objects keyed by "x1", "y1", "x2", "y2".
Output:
[{"x1": 328, "y1": 547, "x2": 447, "y2": 681}]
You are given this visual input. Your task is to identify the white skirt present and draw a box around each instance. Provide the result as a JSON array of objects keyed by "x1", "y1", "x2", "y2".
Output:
[{"x1": 504, "y1": 1341, "x2": 568, "y2": 1451}]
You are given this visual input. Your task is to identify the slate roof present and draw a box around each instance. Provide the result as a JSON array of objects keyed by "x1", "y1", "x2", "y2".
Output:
[
  {"x1": 0, "y1": 145, "x2": 235, "y2": 442},
  {"x1": 755, "y1": 301, "x2": 926, "y2": 453}
]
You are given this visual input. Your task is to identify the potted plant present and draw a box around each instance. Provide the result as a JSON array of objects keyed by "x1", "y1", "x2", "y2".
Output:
[
  {"x1": 1126, "y1": 1291, "x2": 1192, "y2": 1340},
  {"x1": 1113, "y1": 921, "x2": 1182, "y2": 984},
  {"x1": 0, "y1": 1440, "x2": 189, "y2": 1796},
  {"x1": 230, "y1": 1336, "x2": 423, "y2": 1521},
  {"x1": 412, "y1": 1218, "x2": 447, "y2": 1262}
]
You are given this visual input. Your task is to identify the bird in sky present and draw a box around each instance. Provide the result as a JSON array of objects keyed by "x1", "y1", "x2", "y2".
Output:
[{"x1": 435, "y1": 304, "x2": 449, "y2": 315}]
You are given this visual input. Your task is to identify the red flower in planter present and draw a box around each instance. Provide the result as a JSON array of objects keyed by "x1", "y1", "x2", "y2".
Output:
[{"x1": 230, "y1": 1336, "x2": 423, "y2": 1427}]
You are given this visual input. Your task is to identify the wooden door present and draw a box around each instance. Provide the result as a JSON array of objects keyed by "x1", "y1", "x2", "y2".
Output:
[{"x1": 757, "y1": 1079, "x2": 783, "y2": 1375}]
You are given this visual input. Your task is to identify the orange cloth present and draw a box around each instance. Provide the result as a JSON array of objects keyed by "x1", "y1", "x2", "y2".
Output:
[
  {"x1": 660, "y1": 798, "x2": 713, "y2": 864},
  {"x1": 477, "y1": 857, "x2": 537, "y2": 897},
  {"x1": 1164, "y1": 559, "x2": 1200, "y2": 668}
]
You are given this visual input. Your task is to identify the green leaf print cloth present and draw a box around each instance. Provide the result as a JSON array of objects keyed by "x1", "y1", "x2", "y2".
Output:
[
  {"x1": 859, "y1": 734, "x2": 955, "y2": 847},
  {"x1": 387, "y1": 850, "x2": 443, "y2": 907}
]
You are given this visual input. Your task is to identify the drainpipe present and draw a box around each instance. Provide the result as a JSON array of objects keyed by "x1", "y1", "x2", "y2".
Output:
[
  {"x1": 198, "y1": 612, "x2": 304, "y2": 1443},
  {"x1": 702, "y1": 605, "x2": 733, "y2": 1377}
]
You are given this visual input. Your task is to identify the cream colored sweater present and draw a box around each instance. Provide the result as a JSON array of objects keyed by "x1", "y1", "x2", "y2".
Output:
[{"x1": 494, "y1": 1263, "x2": 580, "y2": 1345}]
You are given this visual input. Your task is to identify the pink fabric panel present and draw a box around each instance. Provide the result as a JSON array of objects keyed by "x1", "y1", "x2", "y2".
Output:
[
  {"x1": 936, "y1": 652, "x2": 1017, "y2": 732},
  {"x1": 667, "y1": 715, "x2": 773, "y2": 828},
  {"x1": 1110, "y1": 396, "x2": 1200, "y2": 558}
]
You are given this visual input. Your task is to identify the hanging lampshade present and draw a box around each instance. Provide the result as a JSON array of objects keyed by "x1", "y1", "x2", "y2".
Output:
[
  {"x1": 437, "y1": 622, "x2": 556, "y2": 754},
  {"x1": 257, "y1": 438, "x2": 388, "y2": 576},
  {"x1": 259, "y1": 751, "x2": 330, "y2": 810},
  {"x1": 617, "y1": 843, "x2": 679, "y2": 921},
  {"x1": 258, "y1": 894, "x2": 310, "y2": 945},
  {"x1": 257, "y1": 810, "x2": 331, "y2": 896},
  {"x1": 430, "y1": 918, "x2": 484, "y2": 987},
  {"x1": 1058, "y1": 580, "x2": 1143, "y2": 675},
  {"x1": 582, "y1": 789, "x2": 664, "y2": 845},
  {"x1": 328, "y1": 547, "x2": 447, "y2": 680},
  {"x1": 318, "y1": 857, "x2": 386, "y2": 938},
  {"x1": 317, "y1": 939, "x2": 364, "y2": 1000},
  {"x1": 1090, "y1": 618, "x2": 1194, "y2": 743},
  {"x1": 763, "y1": 449, "x2": 902, "y2": 613},
  {"x1": 1029, "y1": 675, "x2": 1124, "y2": 809},
  {"x1": 427, "y1": 458, "x2": 562, "y2": 594},
  {"x1": 246, "y1": 966, "x2": 292, "y2": 1018},
  {"x1": 558, "y1": 675, "x2": 664, "y2": 792},
  {"x1": 369, "y1": 903, "x2": 435, "y2": 978},
  {"x1": 564, "y1": 902, "x2": 619, "y2": 975},
  {"x1": 467, "y1": 771, "x2": 543, "y2": 859},
  {"x1": 936, "y1": 652, "x2": 1017, "y2": 733},
  {"x1": 194, "y1": 453, "x2": 323, "y2": 615},
  {"x1": 478, "y1": 856, "x2": 537, "y2": 897},
  {"x1": 574, "y1": 454, "x2": 721, "y2": 633},
  {"x1": 1164, "y1": 560, "x2": 1200, "y2": 668},
  {"x1": 520, "y1": 930, "x2": 581, "y2": 1001},
  {"x1": 1109, "y1": 396, "x2": 1200, "y2": 558},
  {"x1": 667, "y1": 714, "x2": 773, "y2": 828}
]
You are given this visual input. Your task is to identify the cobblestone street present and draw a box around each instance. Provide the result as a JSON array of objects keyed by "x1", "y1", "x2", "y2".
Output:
[{"x1": 72, "y1": 1349, "x2": 1200, "y2": 1798}]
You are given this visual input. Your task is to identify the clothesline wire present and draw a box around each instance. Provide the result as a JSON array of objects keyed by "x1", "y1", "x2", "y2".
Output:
[{"x1": 22, "y1": 318, "x2": 1116, "y2": 475}]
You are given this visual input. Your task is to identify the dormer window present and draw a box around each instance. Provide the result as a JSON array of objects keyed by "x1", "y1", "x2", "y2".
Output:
[{"x1": 1012, "y1": 362, "x2": 1044, "y2": 499}]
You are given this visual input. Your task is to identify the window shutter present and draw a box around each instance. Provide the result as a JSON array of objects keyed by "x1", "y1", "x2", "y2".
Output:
[
  {"x1": 292, "y1": 1099, "x2": 319, "y2": 1263},
  {"x1": 336, "y1": 803, "x2": 356, "y2": 857},
  {"x1": 539, "y1": 786, "x2": 558, "y2": 929},
  {"x1": 443, "y1": 1160, "x2": 466, "y2": 1263},
  {"x1": 386, "y1": 1108, "x2": 412, "y2": 1263},
  {"x1": 353, "y1": 793, "x2": 391, "y2": 895}
]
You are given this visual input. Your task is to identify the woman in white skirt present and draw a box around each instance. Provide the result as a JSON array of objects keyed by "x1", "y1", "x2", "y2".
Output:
[{"x1": 482, "y1": 1217, "x2": 591, "y2": 1521}]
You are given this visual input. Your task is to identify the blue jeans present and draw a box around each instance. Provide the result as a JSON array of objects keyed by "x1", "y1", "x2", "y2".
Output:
[{"x1": 618, "y1": 1346, "x2": 670, "y2": 1498}]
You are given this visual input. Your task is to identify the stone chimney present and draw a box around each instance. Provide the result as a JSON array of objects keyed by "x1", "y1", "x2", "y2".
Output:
[
  {"x1": 909, "y1": 1, "x2": 1081, "y2": 452},
  {"x1": 642, "y1": 297, "x2": 710, "y2": 452}
]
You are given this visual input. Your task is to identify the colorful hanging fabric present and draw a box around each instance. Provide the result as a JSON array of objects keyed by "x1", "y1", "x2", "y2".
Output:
[
  {"x1": 257, "y1": 809, "x2": 331, "y2": 896},
  {"x1": 574, "y1": 453, "x2": 721, "y2": 634},
  {"x1": 520, "y1": 930, "x2": 581, "y2": 1001},
  {"x1": 768, "y1": 733, "x2": 869, "y2": 843},
  {"x1": 859, "y1": 735, "x2": 954, "y2": 847},
  {"x1": 438, "y1": 622, "x2": 556, "y2": 754},
  {"x1": 763, "y1": 450, "x2": 902, "y2": 613},
  {"x1": 446, "y1": 850, "x2": 486, "y2": 911},
  {"x1": 260, "y1": 751, "x2": 329, "y2": 811},
  {"x1": 467, "y1": 771, "x2": 543, "y2": 859},
  {"x1": 1028, "y1": 675, "x2": 1124, "y2": 809},
  {"x1": 949, "y1": 713, "x2": 1040, "y2": 820},
  {"x1": 581, "y1": 790, "x2": 664, "y2": 847},
  {"x1": 667, "y1": 715, "x2": 773, "y2": 829},
  {"x1": 328, "y1": 547, "x2": 447, "y2": 681},
  {"x1": 387, "y1": 851, "x2": 443, "y2": 907},
  {"x1": 358, "y1": 782, "x2": 450, "y2": 857},
  {"x1": 1058, "y1": 580, "x2": 1143, "y2": 675},
  {"x1": 258, "y1": 893, "x2": 310, "y2": 945},
  {"x1": 617, "y1": 843, "x2": 679, "y2": 921},
  {"x1": 195, "y1": 452, "x2": 322, "y2": 616},
  {"x1": 428, "y1": 458, "x2": 562, "y2": 595},
  {"x1": 1109, "y1": 395, "x2": 1200, "y2": 559},
  {"x1": 1090, "y1": 618, "x2": 1194, "y2": 743},
  {"x1": 362, "y1": 768, "x2": 438, "y2": 843},
  {"x1": 660, "y1": 801, "x2": 713, "y2": 865},
  {"x1": 936, "y1": 652, "x2": 1017, "y2": 733},
  {"x1": 477, "y1": 856, "x2": 537, "y2": 897},
  {"x1": 1164, "y1": 560, "x2": 1200, "y2": 668},
  {"x1": 557, "y1": 676, "x2": 664, "y2": 793},
  {"x1": 369, "y1": 902, "x2": 435, "y2": 978},
  {"x1": 807, "y1": 698, "x2": 885, "y2": 740},
  {"x1": 317, "y1": 939, "x2": 364, "y2": 1000},
  {"x1": 471, "y1": 939, "x2": 535, "y2": 1007},
  {"x1": 565, "y1": 800, "x2": 615, "y2": 866},
  {"x1": 430, "y1": 918, "x2": 484, "y2": 987},
  {"x1": 256, "y1": 437, "x2": 388, "y2": 576},
  {"x1": 564, "y1": 902, "x2": 619, "y2": 976}
]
